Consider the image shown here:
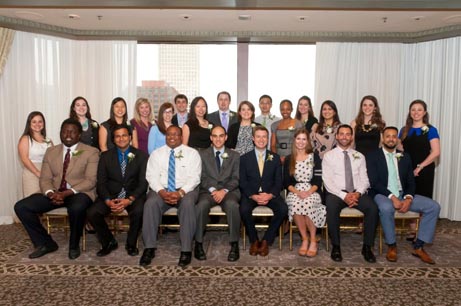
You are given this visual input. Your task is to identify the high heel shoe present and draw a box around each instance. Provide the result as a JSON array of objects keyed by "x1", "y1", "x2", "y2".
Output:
[
  {"x1": 298, "y1": 238, "x2": 308, "y2": 256},
  {"x1": 306, "y1": 241, "x2": 318, "y2": 258}
]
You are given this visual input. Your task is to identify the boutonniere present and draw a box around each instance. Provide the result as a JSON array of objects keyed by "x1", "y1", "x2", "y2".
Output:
[
  {"x1": 127, "y1": 152, "x2": 135, "y2": 163},
  {"x1": 352, "y1": 152, "x2": 361, "y2": 160},
  {"x1": 326, "y1": 125, "x2": 333, "y2": 134},
  {"x1": 221, "y1": 152, "x2": 229, "y2": 160},
  {"x1": 268, "y1": 114, "x2": 275, "y2": 120},
  {"x1": 91, "y1": 121, "x2": 99, "y2": 128},
  {"x1": 303, "y1": 119, "x2": 308, "y2": 124},
  {"x1": 174, "y1": 150, "x2": 184, "y2": 159},
  {"x1": 395, "y1": 152, "x2": 403, "y2": 161},
  {"x1": 251, "y1": 123, "x2": 256, "y2": 128},
  {"x1": 307, "y1": 161, "x2": 314, "y2": 168},
  {"x1": 288, "y1": 126, "x2": 295, "y2": 131},
  {"x1": 266, "y1": 154, "x2": 274, "y2": 162},
  {"x1": 44, "y1": 138, "x2": 52, "y2": 145},
  {"x1": 208, "y1": 124, "x2": 213, "y2": 130},
  {"x1": 126, "y1": 121, "x2": 131, "y2": 126},
  {"x1": 421, "y1": 125, "x2": 429, "y2": 135},
  {"x1": 72, "y1": 150, "x2": 84, "y2": 157},
  {"x1": 229, "y1": 112, "x2": 235, "y2": 118}
]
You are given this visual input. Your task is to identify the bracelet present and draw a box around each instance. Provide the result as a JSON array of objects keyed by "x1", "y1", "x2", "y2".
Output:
[{"x1": 416, "y1": 164, "x2": 423, "y2": 169}]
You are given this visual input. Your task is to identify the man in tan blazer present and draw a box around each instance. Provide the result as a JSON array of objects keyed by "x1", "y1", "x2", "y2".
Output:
[{"x1": 15, "y1": 118, "x2": 99, "y2": 260}]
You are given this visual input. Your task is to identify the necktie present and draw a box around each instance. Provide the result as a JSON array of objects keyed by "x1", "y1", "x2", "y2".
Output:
[
  {"x1": 221, "y1": 112, "x2": 228, "y2": 131},
  {"x1": 117, "y1": 153, "x2": 127, "y2": 198},
  {"x1": 258, "y1": 152, "x2": 264, "y2": 176},
  {"x1": 59, "y1": 149, "x2": 71, "y2": 191},
  {"x1": 215, "y1": 151, "x2": 221, "y2": 172},
  {"x1": 262, "y1": 116, "x2": 267, "y2": 127},
  {"x1": 167, "y1": 149, "x2": 176, "y2": 192},
  {"x1": 387, "y1": 153, "x2": 400, "y2": 196},
  {"x1": 343, "y1": 151, "x2": 354, "y2": 192}
]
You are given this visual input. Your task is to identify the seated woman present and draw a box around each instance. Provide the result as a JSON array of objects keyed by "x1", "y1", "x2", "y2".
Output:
[
  {"x1": 69, "y1": 96, "x2": 99, "y2": 149},
  {"x1": 130, "y1": 97, "x2": 154, "y2": 155},
  {"x1": 226, "y1": 100, "x2": 260, "y2": 156},
  {"x1": 271, "y1": 99, "x2": 303, "y2": 163},
  {"x1": 182, "y1": 96, "x2": 213, "y2": 150},
  {"x1": 18, "y1": 111, "x2": 53, "y2": 197},
  {"x1": 284, "y1": 128, "x2": 325, "y2": 257},
  {"x1": 99, "y1": 97, "x2": 137, "y2": 152},
  {"x1": 147, "y1": 102, "x2": 174, "y2": 154}
]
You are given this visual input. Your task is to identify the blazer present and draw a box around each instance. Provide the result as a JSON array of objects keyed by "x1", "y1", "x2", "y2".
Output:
[
  {"x1": 225, "y1": 121, "x2": 261, "y2": 149},
  {"x1": 40, "y1": 143, "x2": 100, "y2": 201},
  {"x1": 207, "y1": 110, "x2": 238, "y2": 128},
  {"x1": 366, "y1": 148, "x2": 416, "y2": 198},
  {"x1": 283, "y1": 153, "x2": 322, "y2": 191},
  {"x1": 239, "y1": 149, "x2": 282, "y2": 198},
  {"x1": 97, "y1": 146, "x2": 148, "y2": 200},
  {"x1": 199, "y1": 147, "x2": 240, "y2": 198}
]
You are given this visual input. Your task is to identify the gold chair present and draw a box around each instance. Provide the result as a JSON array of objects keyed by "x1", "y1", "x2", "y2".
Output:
[
  {"x1": 379, "y1": 211, "x2": 421, "y2": 254},
  {"x1": 324, "y1": 207, "x2": 364, "y2": 252},
  {"x1": 242, "y1": 206, "x2": 283, "y2": 251},
  {"x1": 43, "y1": 207, "x2": 86, "y2": 251}
]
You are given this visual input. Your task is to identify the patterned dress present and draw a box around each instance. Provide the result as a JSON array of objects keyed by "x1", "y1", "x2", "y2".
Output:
[
  {"x1": 235, "y1": 125, "x2": 254, "y2": 156},
  {"x1": 311, "y1": 124, "x2": 339, "y2": 159},
  {"x1": 285, "y1": 155, "x2": 326, "y2": 227}
]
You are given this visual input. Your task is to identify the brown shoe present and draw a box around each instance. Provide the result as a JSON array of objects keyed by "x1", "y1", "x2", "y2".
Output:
[
  {"x1": 412, "y1": 248, "x2": 435, "y2": 264},
  {"x1": 249, "y1": 240, "x2": 260, "y2": 256},
  {"x1": 258, "y1": 240, "x2": 269, "y2": 257},
  {"x1": 386, "y1": 246, "x2": 397, "y2": 262}
]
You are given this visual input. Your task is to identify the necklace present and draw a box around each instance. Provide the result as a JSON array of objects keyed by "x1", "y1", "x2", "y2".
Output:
[{"x1": 361, "y1": 123, "x2": 377, "y2": 132}]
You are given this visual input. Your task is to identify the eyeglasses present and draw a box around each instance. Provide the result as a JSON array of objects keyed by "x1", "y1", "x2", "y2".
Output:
[{"x1": 163, "y1": 109, "x2": 173, "y2": 114}]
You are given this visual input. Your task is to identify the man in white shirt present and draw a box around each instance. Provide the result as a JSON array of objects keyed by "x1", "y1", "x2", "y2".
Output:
[
  {"x1": 207, "y1": 91, "x2": 238, "y2": 131},
  {"x1": 322, "y1": 124, "x2": 378, "y2": 263},
  {"x1": 140, "y1": 125, "x2": 201, "y2": 268},
  {"x1": 255, "y1": 95, "x2": 280, "y2": 149}
]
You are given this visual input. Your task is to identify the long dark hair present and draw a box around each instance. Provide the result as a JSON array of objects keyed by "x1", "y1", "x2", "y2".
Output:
[
  {"x1": 353, "y1": 95, "x2": 385, "y2": 133},
  {"x1": 295, "y1": 95, "x2": 315, "y2": 121},
  {"x1": 401, "y1": 99, "x2": 430, "y2": 141},
  {"x1": 157, "y1": 102, "x2": 175, "y2": 134},
  {"x1": 237, "y1": 100, "x2": 255, "y2": 122},
  {"x1": 69, "y1": 96, "x2": 92, "y2": 120},
  {"x1": 289, "y1": 128, "x2": 313, "y2": 176},
  {"x1": 108, "y1": 97, "x2": 128, "y2": 128},
  {"x1": 317, "y1": 100, "x2": 341, "y2": 135},
  {"x1": 185, "y1": 96, "x2": 208, "y2": 131},
  {"x1": 22, "y1": 111, "x2": 47, "y2": 140}
]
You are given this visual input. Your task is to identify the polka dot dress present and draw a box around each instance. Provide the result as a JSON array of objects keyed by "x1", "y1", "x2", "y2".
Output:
[{"x1": 286, "y1": 154, "x2": 326, "y2": 227}]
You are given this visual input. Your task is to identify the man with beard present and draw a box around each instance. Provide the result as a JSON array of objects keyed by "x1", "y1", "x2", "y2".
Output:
[{"x1": 366, "y1": 126, "x2": 440, "y2": 264}]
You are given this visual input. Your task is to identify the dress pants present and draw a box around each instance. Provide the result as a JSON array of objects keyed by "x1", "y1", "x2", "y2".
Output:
[
  {"x1": 87, "y1": 196, "x2": 145, "y2": 248},
  {"x1": 325, "y1": 193, "x2": 378, "y2": 247},
  {"x1": 374, "y1": 194, "x2": 440, "y2": 245},
  {"x1": 142, "y1": 189, "x2": 198, "y2": 252},
  {"x1": 14, "y1": 193, "x2": 92, "y2": 249},
  {"x1": 195, "y1": 192, "x2": 240, "y2": 243},
  {"x1": 239, "y1": 196, "x2": 288, "y2": 244}
]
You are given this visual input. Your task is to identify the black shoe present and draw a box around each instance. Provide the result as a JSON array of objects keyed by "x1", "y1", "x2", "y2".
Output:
[
  {"x1": 178, "y1": 252, "x2": 192, "y2": 268},
  {"x1": 139, "y1": 248, "x2": 155, "y2": 266},
  {"x1": 97, "y1": 239, "x2": 118, "y2": 257},
  {"x1": 362, "y1": 245, "x2": 376, "y2": 263},
  {"x1": 68, "y1": 248, "x2": 81, "y2": 260},
  {"x1": 228, "y1": 242, "x2": 239, "y2": 262},
  {"x1": 330, "y1": 245, "x2": 342, "y2": 262},
  {"x1": 194, "y1": 242, "x2": 206, "y2": 260},
  {"x1": 29, "y1": 243, "x2": 59, "y2": 259},
  {"x1": 125, "y1": 244, "x2": 139, "y2": 256}
]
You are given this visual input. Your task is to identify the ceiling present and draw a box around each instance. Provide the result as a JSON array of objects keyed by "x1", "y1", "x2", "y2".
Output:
[{"x1": 1, "y1": 1, "x2": 461, "y2": 43}]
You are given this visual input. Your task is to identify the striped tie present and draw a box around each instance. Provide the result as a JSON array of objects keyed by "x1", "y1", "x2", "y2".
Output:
[{"x1": 167, "y1": 149, "x2": 176, "y2": 192}]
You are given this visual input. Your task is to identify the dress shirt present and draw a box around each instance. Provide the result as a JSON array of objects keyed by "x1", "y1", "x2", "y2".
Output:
[
  {"x1": 382, "y1": 148, "x2": 412, "y2": 199},
  {"x1": 255, "y1": 114, "x2": 280, "y2": 149},
  {"x1": 177, "y1": 113, "x2": 188, "y2": 128},
  {"x1": 46, "y1": 143, "x2": 79, "y2": 195},
  {"x1": 146, "y1": 144, "x2": 201, "y2": 193},
  {"x1": 116, "y1": 147, "x2": 131, "y2": 164},
  {"x1": 254, "y1": 148, "x2": 266, "y2": 162},
  {"x1": 322, "y1": 146, "x2": 370, "y2": 200}
]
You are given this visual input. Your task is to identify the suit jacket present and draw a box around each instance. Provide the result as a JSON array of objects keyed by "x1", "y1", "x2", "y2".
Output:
[
  {"x1": 366, "y1": 148, "x2": 416, "y2": 198},
  {"x1": 172, "y1": 113, "x2": 188, "y2": 127},
  {"x1": 239, "y1": 149, "x2": 282, "y2": 198},
  {"x1": 207, "y1": 110, "x2": 238, "y2": 128},
  {"x1": 97, "y1": 146, "x2": 148, "y2": 200},
  {"x1": 40, "y1": 143, "x2": 100, "y2": 201},
  {"x1": 199, "y1": 147, "x2": 240, "y2": 198},
  {"x1": 225, "y1": 121, "x2": 261, "y2": 149}
]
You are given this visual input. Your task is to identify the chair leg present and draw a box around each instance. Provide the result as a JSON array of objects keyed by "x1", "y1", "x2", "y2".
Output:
[
  {"x1": 324, "y1": 225, "x2": 329, "y2": 252},
  {"x1": 242, "y1": 225, "x2": 246, "y2": 250},
  {"x1": 379, "y1": 225, "x2": 382, "y2": 255},
  {"x1": 289, "y1": 222, "x2": 293, "y2": 251},
  {"x1": 279, "y1": 226, "x2": 282, "y2": 250}
]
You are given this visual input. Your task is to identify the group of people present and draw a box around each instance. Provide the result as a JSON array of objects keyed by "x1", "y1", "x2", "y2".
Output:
[{"x1": 14, "y1": 92, "x2": 441, "y2": 268}]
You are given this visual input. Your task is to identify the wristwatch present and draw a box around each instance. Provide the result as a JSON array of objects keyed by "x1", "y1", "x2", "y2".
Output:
[{"x1": 416, "y1": 164, "x2": 423, "y2": 169}]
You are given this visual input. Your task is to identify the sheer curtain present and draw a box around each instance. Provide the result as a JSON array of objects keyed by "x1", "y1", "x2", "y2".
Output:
[
  {"x1": 0, "y1": 31, "x2": 136, "y2": 224},
  {"x1": 315, "y1": 39, "x2": 461, "y2": 220}
]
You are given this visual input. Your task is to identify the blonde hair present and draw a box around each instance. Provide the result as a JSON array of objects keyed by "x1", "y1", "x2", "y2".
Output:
[{"x1": 133, "y1": 98, "x2": 154, "y2": 124}]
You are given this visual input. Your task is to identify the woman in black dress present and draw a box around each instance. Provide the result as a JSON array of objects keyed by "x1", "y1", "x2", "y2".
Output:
[
  {"x1": 182, "y1": 96, "x2": 213, "y2": 150},
  {"x1": 295, "y1": 95, "x2": 318, "y2": 133},
  {"x1": 69, "y1": 96, "x2": 99, "y2": 149}
]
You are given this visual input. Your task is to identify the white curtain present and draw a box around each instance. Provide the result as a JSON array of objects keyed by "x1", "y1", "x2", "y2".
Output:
[
  {"x1": 0, "y1": 31, "x2": 136, "y2": 224},
  {"x1": 315, "y1": 39, "x2": 461, "y2": 220}
]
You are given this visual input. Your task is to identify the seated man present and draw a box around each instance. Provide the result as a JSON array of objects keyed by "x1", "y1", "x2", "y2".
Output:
[
  {"x1": 87, "y1": 124, "x2": 148, "y2": 257},
  {"x1": 15, "y1": 118, "x2": 99, "y2": 260},
  {"x1": 322, "y1": 124, "x2": 378, "y2": 263},
  {"x1": 366, "y1": 126, "x2": 440, "y2": 264},
  {"x1": 195, "y1": 125, "x2": 241, "y2": 262},
  {"x1": 140, "y1": 126, "x2": 201, "y2": 268},
  {"x1": 239, "y1": 126, "x2": 288, "y2": 257}
]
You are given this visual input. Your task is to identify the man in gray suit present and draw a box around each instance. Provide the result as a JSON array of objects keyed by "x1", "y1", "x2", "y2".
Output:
[
  {"x1": 207, "y1": 91, "x2": 238, "y2": 132},
  {"x1": 195, "y1": 125, "x2": 241, "y2": 262}
]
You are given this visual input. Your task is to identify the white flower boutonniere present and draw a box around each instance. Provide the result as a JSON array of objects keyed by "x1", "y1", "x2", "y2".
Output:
[
  {"x1": 44, "y1": 138, "x2": 52, "y2": 145},
  {"x1": 326, "y1": 125, "x2": 333, "y2": 134},
  {"x1": 221, "y1": 152, "x2": 229, "y2": 160},
  {"x1": 251, "y1": 123, "x2": 256, "y2": 128},
  {"x1": 352, "y1": 152, "x2": 361, "y2": 160},
  {"x1": 268, "y1": 114, "x2": 275, "y2": 120},
  {"x1": 421, "y1": 125, "x2": 429, "y2": 135},
  {"x1": 395, "y1": 152, "x2": 403, "y2": 161},
  {"x1": 174, "y1": 150, "x2": 184, "y2": 160},
  {"x1": 266, "y1": 154, "x2": 274, "y2": 162},
  {"x1": 229, "y1": 112, "x2": 235, "y2": 118},
  {"x1": 72, "y1": 150, "x2": 84, "y2": 157},
  {"x1": 288, "y1": 126, "x2": 295, "y2": 131},
  {"x1": 208, "y1": 124, "x2": 213, "y2": 130},
  {"x1": 127, "y1": 152, "x2": 135, "y2": 163},
  {"x1": 91, "y1": 121, "x2": 99, "y2": 128}
]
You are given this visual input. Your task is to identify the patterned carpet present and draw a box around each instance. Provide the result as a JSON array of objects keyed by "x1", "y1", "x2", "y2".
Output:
[{"x1": 1, "y1": 220, "x2": 461, "y2": 306}]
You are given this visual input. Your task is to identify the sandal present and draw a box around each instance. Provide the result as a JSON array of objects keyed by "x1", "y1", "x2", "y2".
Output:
[
  {"x1": 306, "y1": 241, "x2": 318, "y2": 258},
  {"x1": 298, "y1": 238, "x2": 308, "y2": 256}
]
